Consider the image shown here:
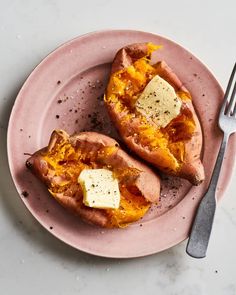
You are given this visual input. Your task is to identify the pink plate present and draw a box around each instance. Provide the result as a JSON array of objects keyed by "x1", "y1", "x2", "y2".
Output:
[{"x1": 7, "y1": 30, "x2": 236, "y2": 258}]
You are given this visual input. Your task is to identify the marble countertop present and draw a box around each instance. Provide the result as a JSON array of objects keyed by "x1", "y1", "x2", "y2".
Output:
[{"x1": 0, "y1": 0, "x2": 235, "y2": 294}]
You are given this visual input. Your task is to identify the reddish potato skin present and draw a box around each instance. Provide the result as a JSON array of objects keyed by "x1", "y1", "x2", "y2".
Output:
[
  {"x1": 26, "y1": 130, "x2": 161, "y2": 227},
  {"x1": 106, "y1": 43, "x2": 205, "y2": 185}
]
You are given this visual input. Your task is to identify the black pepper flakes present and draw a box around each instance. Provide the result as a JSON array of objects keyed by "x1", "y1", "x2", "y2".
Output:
[
  {"x1": 57, "y1": 80, "x2": 61, "y2": 85},
  {"x1": 57, "y1": 99, "x2": 62, "y2": 104},
  {"x1": 97, "y1": 94, "x2": 104, "y2": 101},
  {"x1": 21, "y1": 191, "x2": 29, "y2": 198},
  {"x1": 25, "y1": 160, "x2": 32, "y2": 169},
  {"x1": 50, "y1": 226, "x2": 53, "y2": 230},
  {"x1": 56, "y1": 115, "x2": 60, "y2": 119},
  {"x1": 90, "y1": 111, "x2": 103, "y2": 131}
]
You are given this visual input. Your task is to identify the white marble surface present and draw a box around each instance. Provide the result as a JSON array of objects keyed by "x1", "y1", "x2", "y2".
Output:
[{"x1": 0, "y1": 0, "x2": 236, "y2": 294}]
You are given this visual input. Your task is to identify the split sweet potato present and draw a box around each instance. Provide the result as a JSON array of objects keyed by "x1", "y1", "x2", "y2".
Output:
[
  {"x1": 26, "y1": 130, "x2": 160, "y2": 228},
  {"x1": 105, "y1": 43, "x2": 205, "y2": 185}
]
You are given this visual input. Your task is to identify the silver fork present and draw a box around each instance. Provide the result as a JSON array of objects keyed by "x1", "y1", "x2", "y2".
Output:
[{"x1": 186, "y1": 63, "x2": 236, "y2": 258}]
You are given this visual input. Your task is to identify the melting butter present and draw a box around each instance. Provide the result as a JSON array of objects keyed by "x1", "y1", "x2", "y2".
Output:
[
  {"x1": 135, "y1": 75, "x2": 182, "y2": 128},
  {"x1": 78, "y1": 169, "x2": 120, "y2": 209}
]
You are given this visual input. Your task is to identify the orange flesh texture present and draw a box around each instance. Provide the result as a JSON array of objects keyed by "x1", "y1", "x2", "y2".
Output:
[
  {"x1": 43, "y1": 138, "x2": 150, "y2": 228},
  {"x1": 105, "y1": 43, "x2": 196, "y2": 173}
]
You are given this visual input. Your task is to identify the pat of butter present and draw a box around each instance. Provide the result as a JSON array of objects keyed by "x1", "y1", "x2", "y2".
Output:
[
  {"x1": 78, "y1": 169, "x2": 120, "y2": 209},
  {"x1": 135, "y1": 75, "x2": 182, "y2": 128}
]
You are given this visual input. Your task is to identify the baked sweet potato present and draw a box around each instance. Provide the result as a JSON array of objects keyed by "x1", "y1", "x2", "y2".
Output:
[
  {"x1": 105, "y1": 43, "x2": 205, "y2": 185},
  {"x1": 26, "y1": 130, "x2": 160, "y2": 228}
]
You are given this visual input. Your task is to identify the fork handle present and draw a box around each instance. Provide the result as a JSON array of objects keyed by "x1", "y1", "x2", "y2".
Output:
[{"x1": 186, "y1": 132, "x2": 229, "y2": 258}]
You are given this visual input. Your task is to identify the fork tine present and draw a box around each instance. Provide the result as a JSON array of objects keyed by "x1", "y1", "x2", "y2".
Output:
[
  {"x1": 226, "y1": 81, "x2": 236, "y2": 115},
  {"x1": 221, "y1": 62, "x2": 236, "y2": 114},
  {"x1": 233, "y1": 101, "x2": 236, "y2": 117}
]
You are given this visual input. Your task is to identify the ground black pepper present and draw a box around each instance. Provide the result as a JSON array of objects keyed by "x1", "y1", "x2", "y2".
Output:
[
  {"x1": 97, "y1": 94, "x2": 104, "y2": 101},
  {"x1": 25, "y1": 160, "x2": 32, "y2": 169},
  {"x1": 56, "y1": 115, "x2": 60, "y2": 119},
  {"x1": 21, "y1": 191, "x2": 29, "y2": 198},
  {"x1": 90, "y1": 112, "x2": 103, "y2": 131}
]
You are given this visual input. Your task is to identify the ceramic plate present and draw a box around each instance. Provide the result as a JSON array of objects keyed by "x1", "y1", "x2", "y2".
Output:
[{"x1": 7, "y1": 30, "x2": 236, "y2": 258}]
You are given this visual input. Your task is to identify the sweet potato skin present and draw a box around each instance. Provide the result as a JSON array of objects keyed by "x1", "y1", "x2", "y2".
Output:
[
  {"x1": 105, "y1": 43, "x2": 205, "y2": 185},
  {"x1": 26, "y1": 130, "x2": 161, "y2": 228}
]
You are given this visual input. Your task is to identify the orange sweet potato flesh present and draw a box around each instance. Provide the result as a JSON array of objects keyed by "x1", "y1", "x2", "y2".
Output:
[
  {"x1": 105, "y1": 43, "x2": 205, "y2": 185},
  {"x1": 26, "y1": 130, "x2": 160, "y2": 228}
]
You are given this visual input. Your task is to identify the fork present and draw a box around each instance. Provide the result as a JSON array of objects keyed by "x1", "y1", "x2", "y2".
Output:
[{"x1": 186, "y1": 63, "x2": 236, "y2": 258}]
